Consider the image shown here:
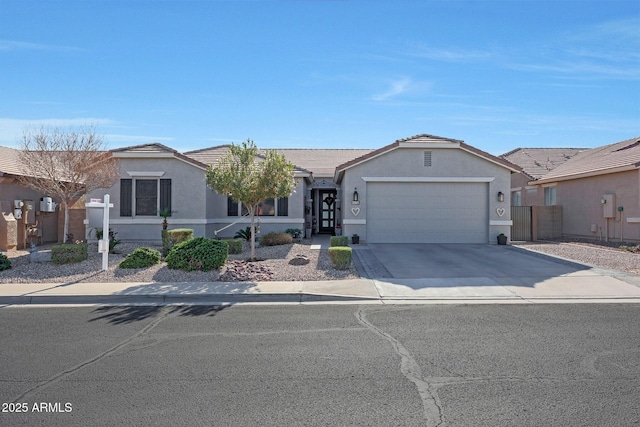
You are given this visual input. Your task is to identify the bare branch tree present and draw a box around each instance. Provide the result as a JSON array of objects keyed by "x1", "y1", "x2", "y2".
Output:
[{"x1": 17, "y1": 125, "x2": 119, "y2": 242}]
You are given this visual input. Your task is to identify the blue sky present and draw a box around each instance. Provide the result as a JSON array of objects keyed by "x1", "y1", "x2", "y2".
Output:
[{"x1": 1, "y1": 0, "x2": 638, "y2": 155}]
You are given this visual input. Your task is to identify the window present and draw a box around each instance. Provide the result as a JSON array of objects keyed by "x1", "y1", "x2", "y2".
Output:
[
  {"x1": 227, "y1": 196, "x2": 289, "y2": 217},
  {"x1": 120, "y1": 178, "x2": 171, "y2": 217},
  {"x1": 511, "y1": 191, "x2": 522, "y2": 206},
  {"x1": 544, "y1": 187, "x2": 556, "y2": 206}
]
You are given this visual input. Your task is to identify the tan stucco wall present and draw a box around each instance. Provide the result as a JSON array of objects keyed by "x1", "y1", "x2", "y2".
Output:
[
  {"x1": 338, "y1": 146, "x2": 513, "y2": 243},
  {"x1": 0, "y1": 181, "x2": 61, "y2": 243},
  {"x1": 510, "y1": 172, "x2": 544, "y2": 206},
  {"x1": 554, "y1": 170, "x2": 640, "y2": 242}
]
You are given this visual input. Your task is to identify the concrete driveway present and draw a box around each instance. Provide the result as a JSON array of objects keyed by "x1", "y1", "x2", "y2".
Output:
[
  {"x1": 354, "y1": 243, "x2": 640, "y2": 300},
  {"x1": 363, "y1": 243, "x2": 585, "y2": 279}
]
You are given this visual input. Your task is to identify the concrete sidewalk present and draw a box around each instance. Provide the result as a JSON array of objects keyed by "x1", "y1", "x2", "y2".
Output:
[{"x1": 2, "y1": 270, "x2": 640, "y2": 306}]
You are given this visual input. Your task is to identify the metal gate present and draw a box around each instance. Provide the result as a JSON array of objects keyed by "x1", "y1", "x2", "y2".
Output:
[{"x1": 511, "y1": 206, "x2": 532, "y2": 241}]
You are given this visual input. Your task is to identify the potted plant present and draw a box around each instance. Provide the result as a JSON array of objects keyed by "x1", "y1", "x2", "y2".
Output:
[{"x1": 497, "y1": 233, "x2": 508, "y2": 245}]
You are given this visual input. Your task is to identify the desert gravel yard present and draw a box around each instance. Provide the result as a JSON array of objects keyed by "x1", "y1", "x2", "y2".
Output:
[
  {"x1": 1, "y1": 238, "x2": 638, "y2": 284},
  {"x1": 514, "y1": 240, "x2": 640, "y2": 275},
  {"x1": 0, "y1": 240, "x2": 359, "y2": 284}
]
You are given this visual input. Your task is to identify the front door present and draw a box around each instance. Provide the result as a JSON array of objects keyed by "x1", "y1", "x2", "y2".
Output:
[{"x1": 319, "y1": 190, "x2": 336, "y2": 234}]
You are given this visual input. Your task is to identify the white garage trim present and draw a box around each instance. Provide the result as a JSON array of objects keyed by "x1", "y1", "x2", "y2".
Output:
[
  {"x1": 490, "y1": 220, "x2": 513, "y2": 226},
  {"x1": 343, "y1": 219, "x2": 366, "y2": 225},
  {"x1": 362, "y1": 177, "x2": 495, "y2": 183}
]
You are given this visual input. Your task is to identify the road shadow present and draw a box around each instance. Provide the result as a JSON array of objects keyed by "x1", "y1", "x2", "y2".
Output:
[{"x1": 90, "y1": 304, "x2": 230, "y2": 325}]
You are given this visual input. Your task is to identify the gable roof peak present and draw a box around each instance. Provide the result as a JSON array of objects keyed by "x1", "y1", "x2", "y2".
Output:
[{"x1": 396, "y1": 133, "x2": 464, "y2": 144}]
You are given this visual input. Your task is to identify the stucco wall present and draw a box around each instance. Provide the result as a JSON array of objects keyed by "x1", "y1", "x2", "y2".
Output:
[
  {"x1": 0, "y1": 181, "x2": 60, "y2": 243},
  {"x1": 510, "y1": 172, "x2": 544, "y2": 206},
  {"x1": 206, "y1": 179, "x2": 306, "y2": 239},
  {"x1": 338, "y1": 146, "x2": 513, "y2": 242},
  {"x1": 88, "y1": 157, "x2": 209, "y2": 242},
  {"x1": 557, "y1": 170, "x2": 640, "y2": 242}
]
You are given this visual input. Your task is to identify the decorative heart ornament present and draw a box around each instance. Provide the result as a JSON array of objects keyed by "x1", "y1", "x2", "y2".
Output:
[
  {"x1": 496, "y1": 207, "x2": 505, "y2": 217},
  {"x1": 351, "y1": 207, "x2": 360, "y2": 216}
]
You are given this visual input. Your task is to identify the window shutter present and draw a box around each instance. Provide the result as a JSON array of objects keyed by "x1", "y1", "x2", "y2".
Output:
[
  {"x1": 227, "y1": 197, "x2": 238, "y2": 216},
  {"x1": 277, "y1": 197, "x2": 289, "y2": 216},
  {"x1": 120, "y1": 179, "x2": 132, "y2": 217},
  {"x1": 160, "y1": 179, "x2": 172, "y2": 213}
]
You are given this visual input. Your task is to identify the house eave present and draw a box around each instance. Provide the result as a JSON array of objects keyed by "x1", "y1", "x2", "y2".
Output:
[{"x1": 531, "y1": 164, "x2": 639, "y2": 186}]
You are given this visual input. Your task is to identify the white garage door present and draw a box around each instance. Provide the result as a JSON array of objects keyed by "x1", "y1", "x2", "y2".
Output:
[{"x1": 367, "y1": 182, "x2": 489, "y2": 243}]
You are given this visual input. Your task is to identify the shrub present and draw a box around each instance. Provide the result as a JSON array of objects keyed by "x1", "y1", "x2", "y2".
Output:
[
  {"x1": 162, "y1": 228, "x2": 194, "y2": 256},
  {"x1": 285, "y1": 228, "x2": 302, "y2": 238},
  {"x1": 330, "y1": 236, "x2": 349, "y2": 247},
  {"x1": 260, "y1": 232, "x2": 293, "y2": 246},
  {"x1": 0, "y1": 253, "x2": 11, "y2": 271},
  {"x1": 227, "y1": 239, "x2": 243, "y2": 255},
  {"x1": 52, "y1": 243, "x2": 88, "y2": 264},
  {"x1": 166, "y1": 237, "x2": 228, "y2": 271},
  {"x1": 234, "y1": 226, "x2": 254, "y2": 241},
  {"x1": 119, "y1": 247, "x2": 161, "y2": 269},
  {"x1": 328, "y1": 247, "x2": 352, "y2": 270}
]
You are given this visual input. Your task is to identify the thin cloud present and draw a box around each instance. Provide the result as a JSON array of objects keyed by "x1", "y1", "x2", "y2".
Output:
[
  {"x1": 0, "y1": 117, "x2": 117, "y2": 146},
  {"x1": 0, "y1": 39, "x2": 85, "y2": 52},
  {"x1": 371, "y1": 77, "x2": 432, "y2": 102},
  {"x1": 403, "y1": 43, "x2": 495, "y2": 62}
]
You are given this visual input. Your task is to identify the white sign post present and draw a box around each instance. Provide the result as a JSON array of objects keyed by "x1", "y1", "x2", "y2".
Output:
[{"x1": 85, "y1": 194, "x2": 114, "y2": 271}]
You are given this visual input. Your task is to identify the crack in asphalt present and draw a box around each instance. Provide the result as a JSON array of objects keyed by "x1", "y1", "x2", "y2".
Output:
[
  {"x1": 11, "y1": 308, "x2": 171, "y2": 403},
  {"x1": 356, "y1": 306, "x2": 444, "y2": 427}
]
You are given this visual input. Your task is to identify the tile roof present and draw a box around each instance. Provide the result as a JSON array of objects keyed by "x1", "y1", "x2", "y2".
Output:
[
  {"x1": 112, "y1": 143, "x2": 209, "y2": 169},
  {"x1": 0, "y1": 146, "x2": 21, "y2": 176},
  {"x1": 535, "y1": 136, "x2": 640, "y2": 183},
  {"x1": 500, "y1": 147, "x2": 586, "y2": 180},
  {"x1": 184, "y1": 145, "x2": 372, "y2": 176}
]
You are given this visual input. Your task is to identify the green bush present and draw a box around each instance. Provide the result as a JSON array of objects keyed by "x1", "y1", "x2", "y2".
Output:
[
  {"x1": 285, "y1": 228, "x2": 302, "y2": 238},
  {"x1": 52, "y1": 243, "x2": 88, "y2": 264},
  {"x1": 119, "y1": 247, "x2": 161, "y2": 269},
  {"x1": 166, "y1": 237, "x2": 228, "y2": 271},
  {"x1": 227, "y1": 239, "x2": 243, "y2": 255},
  {"x1": 234, "y1": 226, "x2": 255, "y2": 241},
  {"x1": 330, "y1": 236, "x2": 349, "y2": 247},
  {"x1": 260, "y1": 232, "x2": 293, "y2": 246},
  {"x1": 162, "y1": 228, "x2": 194, "y2": 256},
  {"x1": 0, "y1": 253, "x2": 11, "y2": 271},
  {"x1": 328, "y1": 247, "x2": 352, "y2": 270}
]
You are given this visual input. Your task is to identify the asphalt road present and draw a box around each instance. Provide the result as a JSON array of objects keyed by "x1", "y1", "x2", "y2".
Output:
[{"x1": 1, "y1": 304, "x2": 639, "y2": 426}]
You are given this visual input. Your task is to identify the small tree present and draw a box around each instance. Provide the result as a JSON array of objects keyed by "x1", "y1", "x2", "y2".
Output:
[
  {"x1": 17, "y1": 125, "x2": 119, "y2": 242},
  {"x1": 205, "y1": 139, "x2": 297, "y2": 260}
]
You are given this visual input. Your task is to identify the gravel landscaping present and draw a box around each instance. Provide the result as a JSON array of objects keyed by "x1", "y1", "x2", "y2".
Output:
[
  {"x1": 1, "y1": 237, "x2": 637, "y2": 284},
  {"x1": 514, "y1": 239, "x2": 640, "y2": 275},
  {"x1": 0, "y1": 240, "x2": 359, "y2": 284}
]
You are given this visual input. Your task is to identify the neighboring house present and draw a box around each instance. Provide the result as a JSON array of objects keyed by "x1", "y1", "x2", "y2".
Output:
[
  {"x1": 0, "y1": 146, "x2": 84, "y2": 248},
  {"x1": 86, "y1": 134, "x2": 521, "y2": 244},
  {"x1": 500, "y1": 148, "x2": 585, "y2": 206},
  {"x1": 528, "y1": 137, "x2": 640, "y2": 242}
]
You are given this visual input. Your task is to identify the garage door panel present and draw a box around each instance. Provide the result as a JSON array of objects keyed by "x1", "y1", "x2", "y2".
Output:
[{"x1": 367, "y1": 182, "x2": 488, "y2": 243}]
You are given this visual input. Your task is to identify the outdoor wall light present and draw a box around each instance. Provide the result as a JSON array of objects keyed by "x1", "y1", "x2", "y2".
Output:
[
  {"x1": 353, "y1": 188, "x2": 359, "y2": 202},
  {"x1": 601, "y1": 198, "x2": 607, "y2": 204},
  {"x1": 497, "y1": 191, "x2": 504, "y2": 202}
]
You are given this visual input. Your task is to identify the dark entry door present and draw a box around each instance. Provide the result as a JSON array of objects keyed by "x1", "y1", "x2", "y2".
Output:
[{"x1": 319, "y1": 190, "x2": 336, "y2": 234}]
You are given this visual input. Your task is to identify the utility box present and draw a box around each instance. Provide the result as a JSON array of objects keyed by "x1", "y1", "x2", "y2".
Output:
[
  {"x1": 40, "y1": 197, "x2": 55, "y2": 212},
  {"x1": 602, "y1": 194, "x2": 616, "y2": 218}
]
